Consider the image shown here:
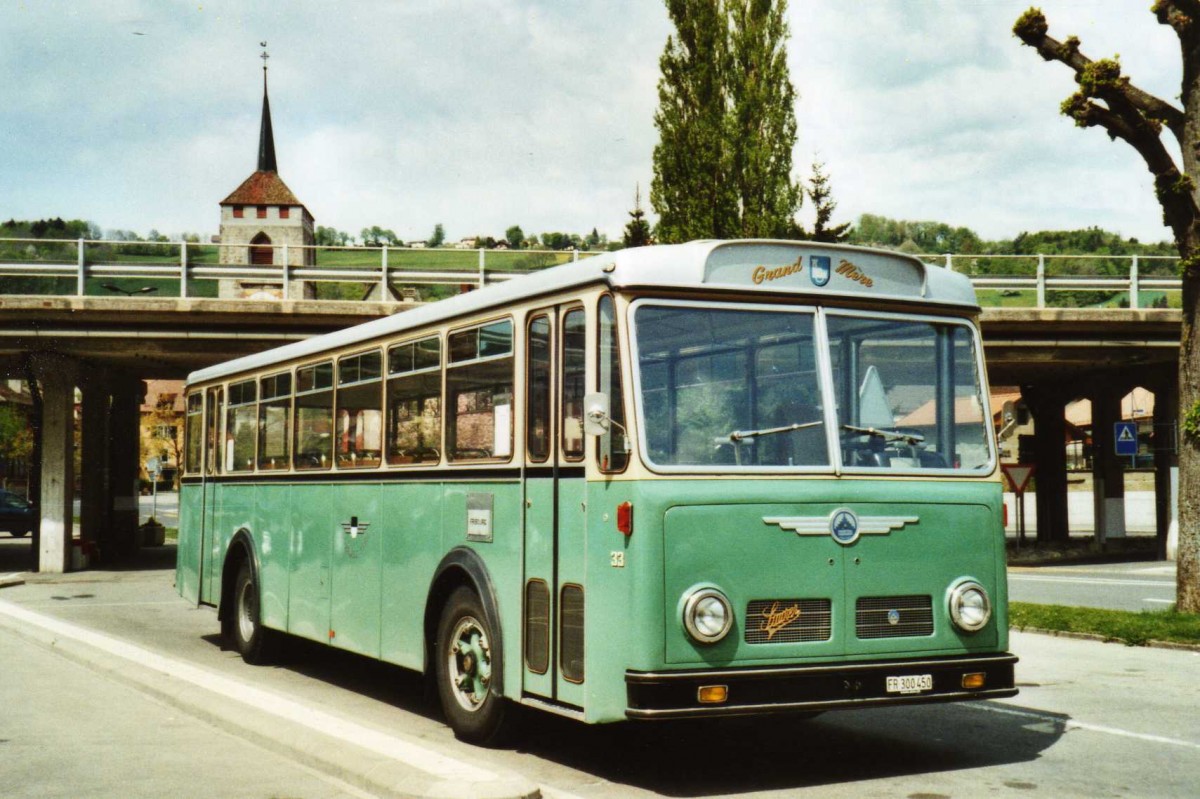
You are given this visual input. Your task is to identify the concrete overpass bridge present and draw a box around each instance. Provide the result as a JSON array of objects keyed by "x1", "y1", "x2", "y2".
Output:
[{"x1": 0, "y1": 241, "x2": 1184, "y2": 571}]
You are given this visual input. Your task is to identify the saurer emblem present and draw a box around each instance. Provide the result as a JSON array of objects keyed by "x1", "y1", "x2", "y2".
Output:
[{"x1": 762, "y1": 509, "x2": 919, "y2": 546}]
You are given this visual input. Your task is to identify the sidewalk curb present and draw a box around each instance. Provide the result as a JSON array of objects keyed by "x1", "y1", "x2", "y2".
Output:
[
  {"x1": 0, "y1": 602, "x2": 540, "y2": 799},
  {"x1": 1013, "y1": 625, "x2": 1200, "y2": 652},
  {"x1": 0, "y1": 573, "x2": 26, "y2": 589}
]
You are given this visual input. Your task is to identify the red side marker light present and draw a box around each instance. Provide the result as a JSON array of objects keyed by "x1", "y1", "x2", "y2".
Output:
[{"x1": 617, "y1": 502, "x2": 633, "y2": 536}]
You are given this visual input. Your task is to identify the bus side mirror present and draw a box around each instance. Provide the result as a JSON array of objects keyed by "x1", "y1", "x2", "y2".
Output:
[{"x1": 584, "y1": 392, "x2": 610, "y2": 436}]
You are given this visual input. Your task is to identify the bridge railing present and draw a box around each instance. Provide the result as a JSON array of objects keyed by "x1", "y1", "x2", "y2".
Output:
[
  {"x1": 0, "y1": 238, "x2": 599, "y2": 301},
  {"x1": 0, "y1": 237, "x2": 1181, "y2": 308},
  {"x1": 918, "y1": 253, "x2": 1179, "y2": 309}
]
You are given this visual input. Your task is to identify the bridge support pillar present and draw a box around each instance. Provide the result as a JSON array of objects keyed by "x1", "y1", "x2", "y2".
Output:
[
  {"x1": 80, "y1": 374, "x2": 112, "y2": 561},
  {"x1": 1023, "y1": 384, "x2": 1070, "y2": 544},
  {"x1": 31, "y1": 356, "x2": 77, "y2": 573},
  {"x1": 1153, "y1": 374, "x2": 1179, "y2": 560},
  {"x1": 1090, "y1": 387, "x2": 1127, "y2": 542},
  {"x1": 107, "y1": 379, "x2": 144, "y2": 559}
]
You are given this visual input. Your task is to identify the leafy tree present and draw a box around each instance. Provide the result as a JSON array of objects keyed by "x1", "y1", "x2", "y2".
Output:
[
  {"x1": 0, "y1": 403, "x2": 33, "y2": 464},
  {"x1": 505, "y1": 225, "x2": 525, "y2": 249},
  {"x1": 1014, "y1": 4, "x2": 1199, "y2": 610},
  {"x1": 807, "y1": 161, "x2": 851, "y2": 243},
  {"x1": 651, "y1": 0, "x2": 802, "y2": 242},
  {"x1": 586, "y1": 227, "x2": 602, "y2": 249},
  {"x1": 428, "y1": 223, "x2": 446, "y2": 248},
  {"x1": 651, "y1": 0, "x2": 736, "y2": 242},
  {"x1": 624, "y1": 184, "x2": 653, "y2": 247}
]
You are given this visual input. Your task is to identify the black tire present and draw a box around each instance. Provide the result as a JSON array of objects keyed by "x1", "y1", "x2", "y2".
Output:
[
  {"x1": 10, "y1": 529, "x2": 30, "y2": 538},
  {"x1": 226, "y1": 560, "x2": 276, "y2": 664},
  {"x1": 435, "y1": 586, "x2": 515, "y2": 746}
]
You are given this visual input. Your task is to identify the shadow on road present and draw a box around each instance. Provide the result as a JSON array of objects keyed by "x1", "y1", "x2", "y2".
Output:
[{"x1": 0, "y1": 537, "x2": 178, "y2": 575}]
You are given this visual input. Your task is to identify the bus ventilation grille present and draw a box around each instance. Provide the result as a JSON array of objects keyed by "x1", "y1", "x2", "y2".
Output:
[
  {"x1": 856, "y1": 595, "x2": 933, "y2": 639},
  {"x1": 560, "y1": 585, "x2": 585, "y2": 683},
  {"x1": 744, "y1": 599, "x2": 832, "y2": 644}
]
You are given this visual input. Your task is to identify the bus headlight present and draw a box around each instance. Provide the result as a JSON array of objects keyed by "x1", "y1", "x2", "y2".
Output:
[
  {"x1": 683, "y1": 588, "x2": 733, "y2": 643},
  {"x1": 948, "y1": 580, "x2": 991, "y2": 633}
]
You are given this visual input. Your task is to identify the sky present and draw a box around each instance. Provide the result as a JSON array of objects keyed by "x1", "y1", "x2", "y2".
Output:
[{"x1": 0, "y1": 1, "x2": 1183, "y2": 245}]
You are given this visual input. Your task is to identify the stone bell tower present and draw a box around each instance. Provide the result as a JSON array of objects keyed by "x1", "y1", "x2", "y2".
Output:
[{"x1": 218, "y1": 44, "x2": 315, "y2": 299}]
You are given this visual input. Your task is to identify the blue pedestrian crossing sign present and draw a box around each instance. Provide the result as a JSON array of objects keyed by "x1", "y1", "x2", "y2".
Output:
[{"x1": 1114, "y1": 422, "x2": 1138, "y2": 457}]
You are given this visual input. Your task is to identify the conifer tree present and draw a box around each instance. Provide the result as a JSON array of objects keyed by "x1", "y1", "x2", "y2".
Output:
[
  {"x1": 808, "y1": 161, "x2": 852, "y2": 243},
  {"x1": 624, "y1": 184, "x2": 653, "y2": 247}
]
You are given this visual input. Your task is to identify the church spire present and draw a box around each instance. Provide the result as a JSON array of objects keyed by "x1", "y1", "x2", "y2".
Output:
[{"x1": 257, "y1": 42, "x2": 277, "y2": 173}]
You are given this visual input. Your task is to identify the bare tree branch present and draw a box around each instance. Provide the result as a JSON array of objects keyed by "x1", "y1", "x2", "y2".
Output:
[
  {"x1": 1154, "y1": 0, "x2": 1200, "y2": 34},
  {"x1": 1014, "y1": 9, "x2": 1185, "y2": 142}
]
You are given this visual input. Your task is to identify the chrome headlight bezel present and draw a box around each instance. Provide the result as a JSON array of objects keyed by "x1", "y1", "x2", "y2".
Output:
[
  {"x1": 682, "y1": 588, "x2": 733, "y2": 644},
  {"x1": 948, "y1": 580, "x2": 992, "y2": 633}
]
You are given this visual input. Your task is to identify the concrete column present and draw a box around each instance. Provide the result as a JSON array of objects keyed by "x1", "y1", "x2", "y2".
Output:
[
  {"x1": 108, "y1": 379, "x2": 144, "y2": 559},
  {"x1": 33, "y1": 361, "x2": 76, "y2": 573},
  {"x1": 79, "y1": 377, "x2": 111, "y2": 557},
  {"x1": 1023, "y1": 384, "x2": 1070, "y2": 544},
  {"x1": 1153, "y1": 374, "x2": 1179, "y2": 560},
  {"x1": 1090, "y1": 388, "x2": 1127, "y2": 542}
]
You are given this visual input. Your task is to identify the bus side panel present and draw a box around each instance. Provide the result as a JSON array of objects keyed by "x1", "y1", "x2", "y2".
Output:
[
  {"x1": 330, "y1": 482, "x2": 382, "y2": 657},
  {"x1": 176, "y1": 483, "x2": 203, "y2": 604},
  {"x1": 581, "y1": 479, "x2": 643, "y2": 724},
  {"x1": 380, "y1": 481, "x2": 443, "y2": 672},
  {"x1": 202, "y1": 480, "x2": 220, "y2": 605},
  {"x1": 440, "y1": 481, "x2": 525, "y2": 699},
  {"x1": 554, "y1": 475, "x2": 587, "y2": 708},
  {"x1": 257, "y1": 483, "x2": 292, "y2": 632},
  {"x1": 287, "y1": 482, "x2": 335, "y2": 644}
]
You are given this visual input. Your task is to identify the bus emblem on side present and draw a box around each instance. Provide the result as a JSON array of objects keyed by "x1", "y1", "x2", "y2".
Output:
[
  {"x1": 762, "y1": 512, "x2": 919, "y2": 546},
  {"x1": 810, "y1": 255, "x2": 831, "y2": 287},
  {"x1": 829, "y1": 509, "x2": 859, "y2": 544}
]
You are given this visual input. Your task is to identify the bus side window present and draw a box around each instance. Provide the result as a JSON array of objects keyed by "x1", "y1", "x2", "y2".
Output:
[
  {"x1": 205, "y1": 387, "x2": 223, "y2": 475},
  {"x1": 336, "y1": 350, "x2": 383, "y2": 468},
  {"x1": 185, "y1": 392, "x2": 203, "y2": 475},
  {"x1": 526, "y1": 315, "x2": 551, "y2": 462},
  {"x1": 597, "y1": 295, "x2": 629, "y2": 472},
  {"x1": 294, "y1": 362, "x2": 334, "y2": 470},
  {"x1": 561, "y1": 308, "x2": 586, "y2": 461},
  {"x1": 225, "y1": 379, "x2": 258, "y2": 473},
  {"x1": 447, "y1": 319, "x2": 514, "y2": 461},
  {"x1": 257, "y1": 372, "x2": 292, "y2": 471},
  {"x1": 386, "y1": 336, "x2": 442, "y2": 465}
]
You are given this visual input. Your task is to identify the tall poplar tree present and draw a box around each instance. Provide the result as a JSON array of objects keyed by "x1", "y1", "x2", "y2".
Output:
[
  {"x1": 651, "y1": 0, "x2": 735, "y2": 243},
  {"x1": 651, "y1": 0, "x2": 802, "y2": 243}
]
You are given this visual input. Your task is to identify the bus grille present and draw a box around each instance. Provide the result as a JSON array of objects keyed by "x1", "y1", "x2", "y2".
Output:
[
  {"x1": 524, "y1": 580, "x2": 549, "y2": 674},
  {"x1": 744, "y1": 599, "x2": 832, "y2": 644},
  {"x1": 560, "y1": 584, "x2": 585, "y2": 683},
  {"x1": 856, "y1": 595, "x2": 934, "y2": 639}
]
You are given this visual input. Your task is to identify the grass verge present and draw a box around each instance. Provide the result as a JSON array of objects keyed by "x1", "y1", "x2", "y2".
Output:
[{"x1": 1010, "y1": 601, "x2": 1200, "y2": 647}]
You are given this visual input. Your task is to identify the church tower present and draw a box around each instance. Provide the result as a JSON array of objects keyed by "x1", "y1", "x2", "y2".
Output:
[{"x1": 218, "y1": 45, "x2": 315, "y2": 299}]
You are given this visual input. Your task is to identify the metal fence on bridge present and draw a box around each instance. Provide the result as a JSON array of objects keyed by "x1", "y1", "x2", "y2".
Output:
[{"x1": 0, "y1": 237, "x2": 1181, "y2": 309}]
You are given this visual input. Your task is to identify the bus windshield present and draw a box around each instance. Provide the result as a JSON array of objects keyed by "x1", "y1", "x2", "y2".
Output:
[{"x1": 632, "y1": 303, "x2": 991, "y2": 473}]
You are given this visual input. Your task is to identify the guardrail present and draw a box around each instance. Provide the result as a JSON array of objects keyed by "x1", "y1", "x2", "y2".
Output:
[
  {"x1": 0, "y1": 238, "x2": 1182, "y2": 308},
  {"x1": 921, "y1": 253, "x2": 1180, "y2": 310},
  {"x1": 0, "y1": 238, "x2": 598, "y2": 301}
]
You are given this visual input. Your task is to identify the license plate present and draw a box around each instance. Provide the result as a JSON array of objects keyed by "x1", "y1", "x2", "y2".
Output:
[{"x1": 886, "y1": 674, "x2": 933, "y2": 694}]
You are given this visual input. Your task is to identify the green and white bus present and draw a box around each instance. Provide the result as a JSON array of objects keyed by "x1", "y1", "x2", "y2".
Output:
[{"x1": 177, "y1": 240, "x2": 1017, "y2": 744}]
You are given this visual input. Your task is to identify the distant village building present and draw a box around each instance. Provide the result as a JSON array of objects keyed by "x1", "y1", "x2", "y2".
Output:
[{"x1": 217, "y1": 52, "x2": 315, "y2": 299}]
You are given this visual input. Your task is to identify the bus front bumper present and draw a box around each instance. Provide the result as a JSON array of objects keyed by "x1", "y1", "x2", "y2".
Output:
[{"x1": 625, "y1": 653, "x2": 1018, "y2": 719}]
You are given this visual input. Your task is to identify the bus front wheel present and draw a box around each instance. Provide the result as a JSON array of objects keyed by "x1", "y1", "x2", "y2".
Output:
[
  {"x1": 227, "y1": 560, "x2": 276, "y2": 664},
  {"x1": 435, "y1": 586, "x2": 514, "y2": 745}
]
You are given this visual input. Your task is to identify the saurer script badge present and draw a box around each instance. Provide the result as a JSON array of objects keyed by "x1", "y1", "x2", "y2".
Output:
[{"x1": 762, "y1": 509, "x2": 919, "y2": 546}]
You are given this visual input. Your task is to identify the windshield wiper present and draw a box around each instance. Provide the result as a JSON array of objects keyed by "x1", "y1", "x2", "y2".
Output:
[
  {"x1": 840, "y1": 424, "x2": 924, "y2": 445},
  {"x1": 729, "y1": 420, "x2": 823, "y2": 442}
]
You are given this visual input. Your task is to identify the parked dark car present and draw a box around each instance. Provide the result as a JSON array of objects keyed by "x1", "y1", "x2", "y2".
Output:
[{"x1": 0, "y1": 490, "x2": 35, "y2": 537}]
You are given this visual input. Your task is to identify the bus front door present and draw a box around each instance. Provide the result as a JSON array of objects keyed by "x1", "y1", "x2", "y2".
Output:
[{"x1": 522, "y1": 306, "x2": 587, "y2": 710}]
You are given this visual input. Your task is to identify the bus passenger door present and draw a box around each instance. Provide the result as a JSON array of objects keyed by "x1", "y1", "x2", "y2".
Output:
[
  {"x1": 522, "y1": 306, "x2": 588, "y2": 709},
  {"x1": 201, "y1": 387, "x2": 222, "y2": 605}
]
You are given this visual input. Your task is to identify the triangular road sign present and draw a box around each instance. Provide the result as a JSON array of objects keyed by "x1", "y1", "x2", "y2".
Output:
[{"x1": 1001, "y1": 463, "x2": 1035, "y2": 495}]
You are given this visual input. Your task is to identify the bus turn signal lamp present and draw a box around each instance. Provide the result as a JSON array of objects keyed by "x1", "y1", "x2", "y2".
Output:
[
  {"x1": 698, "y1": 685, "x2": 728, "y2": 704},
  {"x1": 962, "y1": 672, "x2": 987, "y2": 690},
  {"x1": 617, "y1": 502, "x2": 633, "y2": 536}
]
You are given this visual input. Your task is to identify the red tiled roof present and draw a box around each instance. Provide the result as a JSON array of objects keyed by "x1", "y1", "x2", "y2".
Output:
[{"x1": 220, "y1": 170, "x2": 304, "y2": 207}]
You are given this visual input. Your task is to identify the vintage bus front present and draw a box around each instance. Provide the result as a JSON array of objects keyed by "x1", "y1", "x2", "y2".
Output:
[{"x1": 583, "y1": 243, "x2": 1017, "y2": 721}]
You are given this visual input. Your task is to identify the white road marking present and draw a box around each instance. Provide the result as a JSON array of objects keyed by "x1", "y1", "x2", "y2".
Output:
[
  {"x1": 0, "y1": 598, "x2": 499, "y2": 784},
  {"x1": 968, "y1": 703, "x2": 1200, "y2": 750},
  {"x1": 1143, "y1": 598, "x2": 1174, "y2": 604},
  {"x1": 1009, "y1": 574, "x2": 1173, "y2": 589},
  {"x1": 36, "y1": 600, "x2": 184, "y2": 608}
]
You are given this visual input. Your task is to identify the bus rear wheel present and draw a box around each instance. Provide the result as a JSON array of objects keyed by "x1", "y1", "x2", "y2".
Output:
[
  {"x1": 227, "y1": 560, "x2": 276, "y2": 664},
  {"x1": 435, "y1": 586, "x2": 514, "y2": 746}
]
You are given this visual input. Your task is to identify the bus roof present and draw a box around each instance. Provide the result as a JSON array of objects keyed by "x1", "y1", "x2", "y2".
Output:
[{"x1": 187, "y1": 240, "x2": 976, "y2": 385}]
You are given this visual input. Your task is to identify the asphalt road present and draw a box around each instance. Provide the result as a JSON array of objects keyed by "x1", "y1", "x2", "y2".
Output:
[
  {"x1": 0, "y1": 561, "x2": 1197, "y2": 798},
  {"x1": 1008, "y1": 561, "x2": 1178, "y2": 611}
]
